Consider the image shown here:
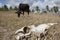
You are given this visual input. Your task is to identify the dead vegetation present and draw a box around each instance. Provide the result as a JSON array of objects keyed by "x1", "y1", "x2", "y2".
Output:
[{"x1": 0, "y1": 11, "x2": 60, "y2": 40}]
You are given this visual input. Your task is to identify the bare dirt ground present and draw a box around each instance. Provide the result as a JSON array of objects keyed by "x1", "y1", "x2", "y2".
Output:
[{"x1": 0, "y1": 11, "x2": 60, "y2": 40}]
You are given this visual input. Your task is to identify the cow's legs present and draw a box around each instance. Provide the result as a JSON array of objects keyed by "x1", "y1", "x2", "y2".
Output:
[
  {"x1": 28, "y1": 12, "x2": 29, "y2": 15},
  {"x1": 27, "y1": 11, "x2": 29, "y2": 15},
  {"x1": 18, "y1": 13, "x2": 20, "y2": 17}
]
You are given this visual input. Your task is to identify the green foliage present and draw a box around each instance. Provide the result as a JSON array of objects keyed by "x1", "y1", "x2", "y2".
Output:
[
  {"x1": 35, "y1": 6, "x2": 39, "y2": 11},
  {"x1": 14, "y1": 6, "x2": 18, "y2": 10},
  {"x1": 53, "y1": 6, "x2": 58, "y2": 13},
  {"x1": 46, "y1": 5, "x2": 49, "y2": 11},
  {"x1": 3, "y1": 5, "x2": 9, "y2": 11},
  {"x1": 0, "y1": 5, "x2": 18, "y2": 11},
  {"x1": 0, "y1": 7, "x2": 3, "y2": 11},
  {"x1": 0, "y1": 5, "x2": 9, "y2": 11}
]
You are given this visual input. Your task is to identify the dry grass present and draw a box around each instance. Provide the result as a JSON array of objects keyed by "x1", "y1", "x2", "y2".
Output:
[{"x1": 0, "y1": 11, "x2": 60, "y2": 40}]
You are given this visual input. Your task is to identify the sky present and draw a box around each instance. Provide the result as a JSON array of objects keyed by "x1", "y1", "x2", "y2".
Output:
[{"x1": 0, "y1": 0, "x2": 60, "y2": 11}]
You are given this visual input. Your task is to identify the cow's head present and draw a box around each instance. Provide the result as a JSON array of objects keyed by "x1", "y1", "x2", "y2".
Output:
[{"x1": 23, "y1": 26, "x2": 30, "y2": 33}]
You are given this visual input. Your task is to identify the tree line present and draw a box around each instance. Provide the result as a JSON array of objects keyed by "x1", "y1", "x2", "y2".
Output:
[
  {"x1": 32, "y1": 5, "x2": 58, "y2": 13},
  {"x1": 46, "y1": 5, "x2": 58, "y2": 13},
  {"x1": 0, "y1": 5, "x2": 18, "y2": 11},
  {"x1": 0, "y1": 5, "x2": 59, "y2": 13}
]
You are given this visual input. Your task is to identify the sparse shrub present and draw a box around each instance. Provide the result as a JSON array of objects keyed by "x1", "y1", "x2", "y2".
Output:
[
  {"x1": 35, "y1": 6, "x2": 40, "y2": 12},
  {"x1": 32, "y1": 9, "x2": 34, "y2": 12},
  {"x1": 46, "y1": 5, "x2": 49, "y2": 11},
  {"x1": 53, "y1": 6, "x2": 58, "y2": 13}
]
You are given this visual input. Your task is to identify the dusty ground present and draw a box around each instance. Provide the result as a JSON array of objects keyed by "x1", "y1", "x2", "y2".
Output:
[{"x1": 0, "y1": 11, "x2": 60, "y2": 40}]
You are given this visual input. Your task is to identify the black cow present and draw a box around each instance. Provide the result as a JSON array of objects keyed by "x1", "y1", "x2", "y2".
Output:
[{"x1": 16, "y1": 3, "x2": 30, "y2": 17}]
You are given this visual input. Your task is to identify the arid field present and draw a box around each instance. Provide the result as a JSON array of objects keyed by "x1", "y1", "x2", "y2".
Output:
[{"x1": 0, "y1": 11, "x2": 60, "y2": 40}]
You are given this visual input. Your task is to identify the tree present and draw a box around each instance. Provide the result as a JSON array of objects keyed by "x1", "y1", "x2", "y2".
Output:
[
  {"x1": 14, "y1": 6, "x2": 18, "y2": 10},
  {"x1": 3, "y1": 5, "x2": 9, "y2": 11},
  {"x1": 46, "y1": 5, "x2": 49, "y2": 11},
  {"x1": 10, "y1": 6, "x2": 13, "y2": 10},
  {"x1": 35, "y1": 6, "x2": 39, "y2": 12},
  {"x1": 53, "y1": 6, "x2": 58, "y2": 13},
  {"x1": 0, "y1": 5, "x2": 9, "y2": 11}
]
